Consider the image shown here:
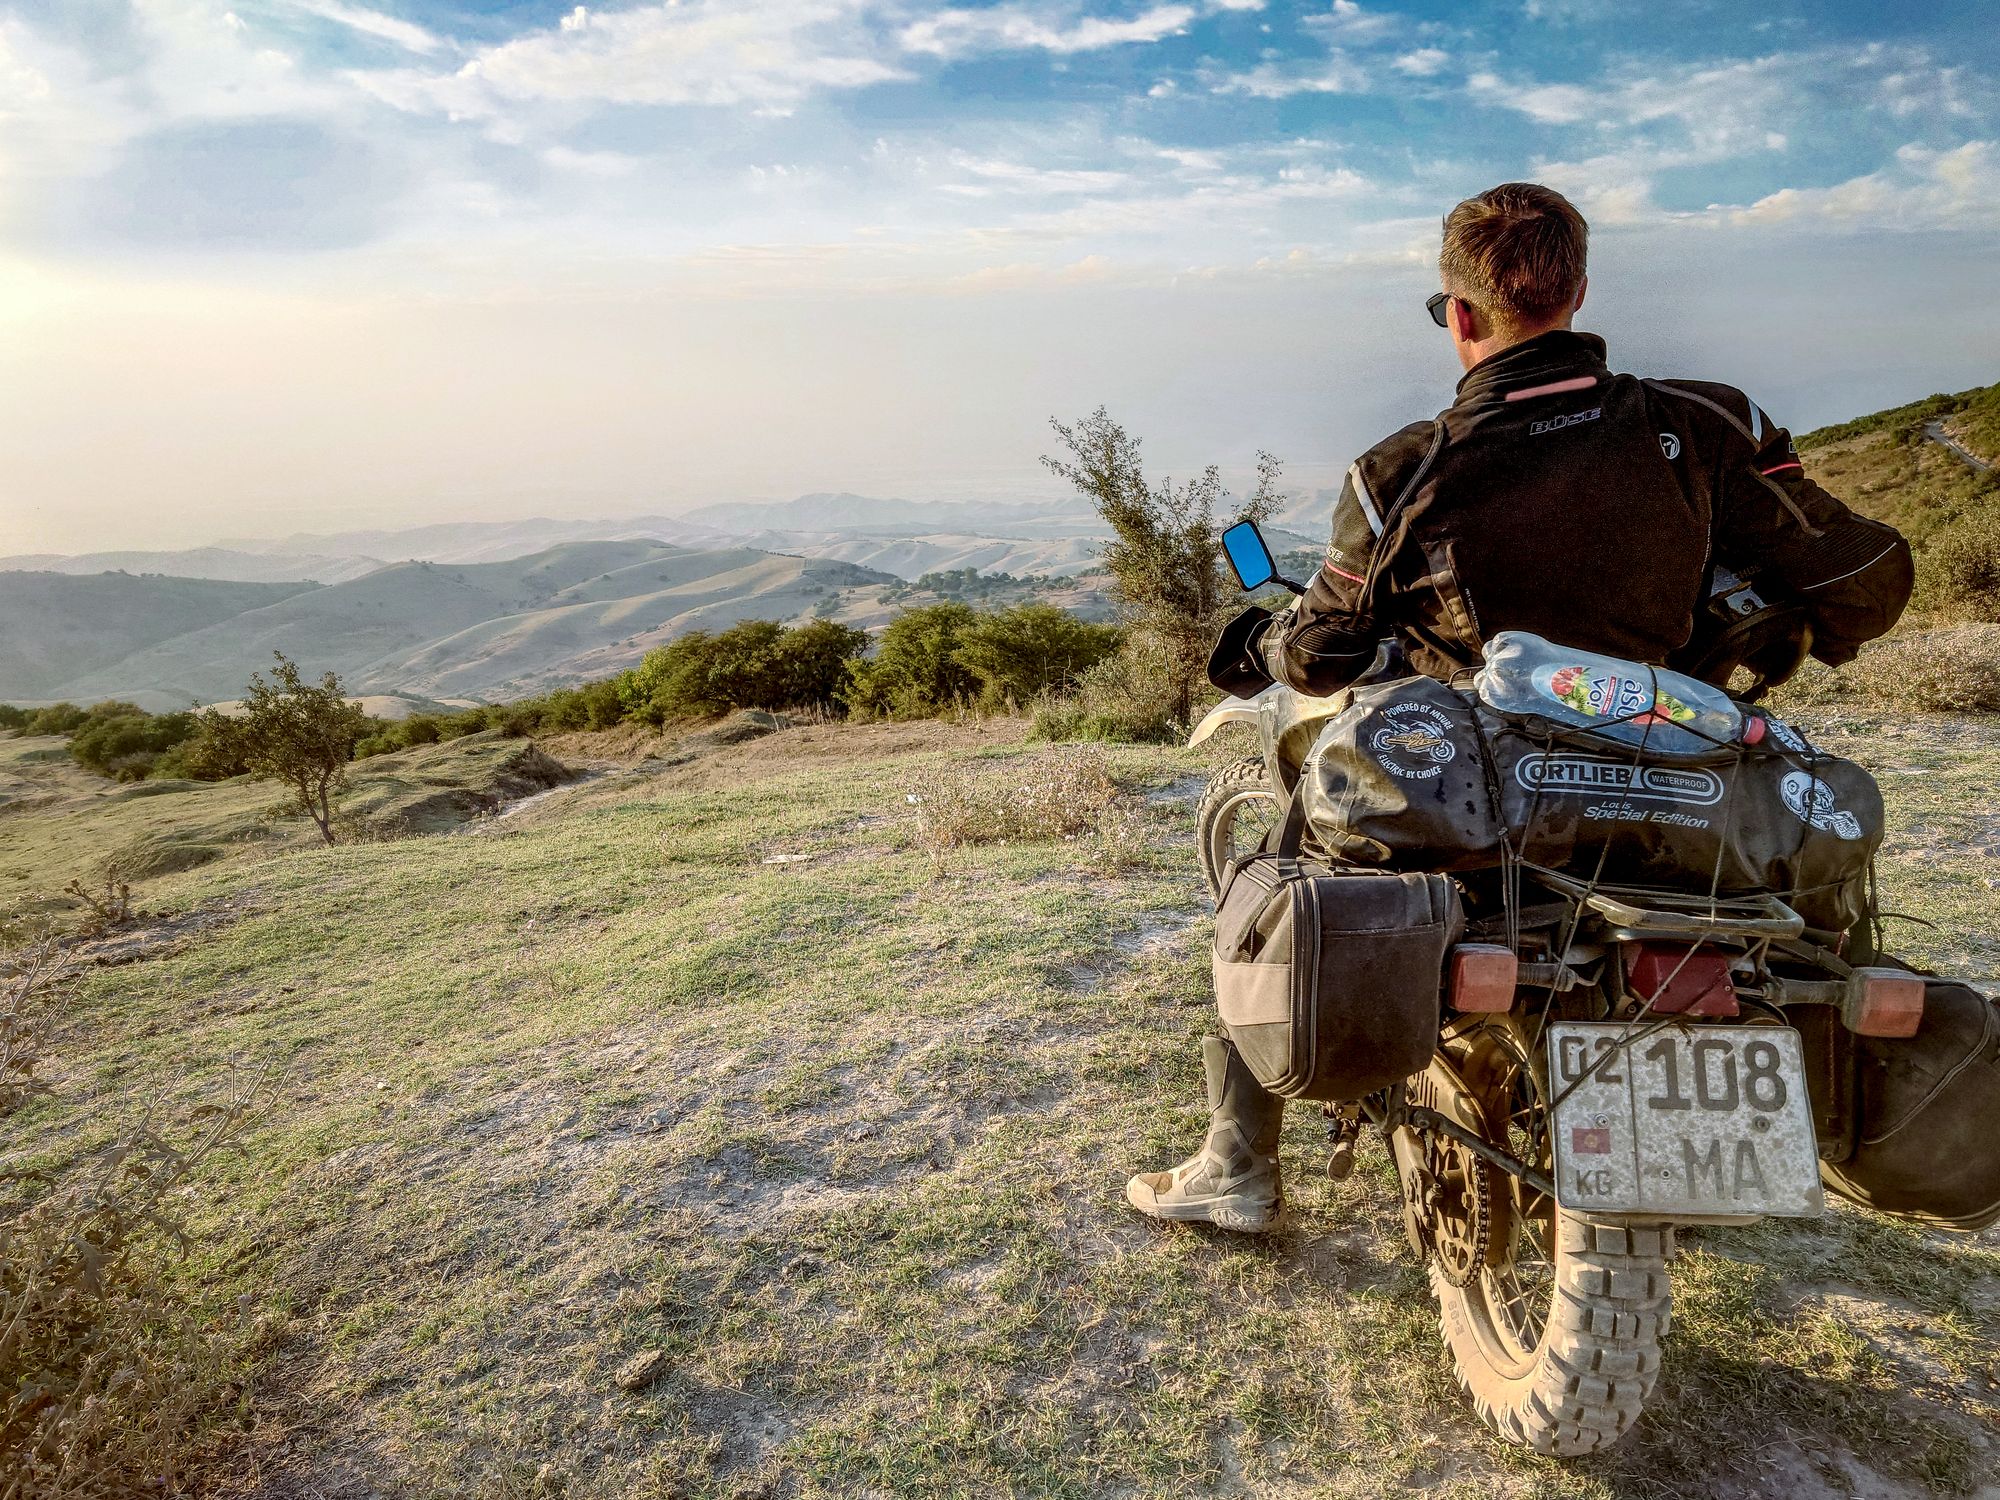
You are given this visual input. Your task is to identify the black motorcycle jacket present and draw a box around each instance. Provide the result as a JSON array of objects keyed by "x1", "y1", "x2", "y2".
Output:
[{"x1": 1267, "y1": 330, "x2": 1913, "y2": 695}]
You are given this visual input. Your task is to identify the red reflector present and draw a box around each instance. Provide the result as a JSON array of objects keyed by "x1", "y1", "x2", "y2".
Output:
[
  {"x1": 1624, "y1": 944, "x2": 1737, "y2": 1017},
  {"x1": 1844, "y1": 967, "x2": 1925, "y2": 1038},
  {"x1": 1450, "y1": 944, "x2": 1517, "y2": 1012}
]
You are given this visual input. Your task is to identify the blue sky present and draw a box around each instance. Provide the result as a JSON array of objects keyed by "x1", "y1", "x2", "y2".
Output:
[{"x1": 1, "y1": 0, "x2": 1996, "y2": 552}]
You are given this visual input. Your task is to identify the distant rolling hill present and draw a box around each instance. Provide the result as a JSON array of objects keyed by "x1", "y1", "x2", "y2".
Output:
[
  {"x1": 4, "y1": 542, "x2": 895, "y2": 710},
  {"x1": 0, "y1": 547, "x2": 384, "y2": 585},
  {"x1": 738, "y1": 530, "x2": 1106, "y2": 579},
  {"x1": 0, "y1": 573, "x2": 319, "y2": 700},
  {"x1": 678, "y1": 492, "x2": 1092, "y2": 537},
  {"x1": 210, "y1": 499, "x2": 1108, "y2": 581},
  {"x1": 220, "y1": 515, "x2": 734, "y2": 567}
]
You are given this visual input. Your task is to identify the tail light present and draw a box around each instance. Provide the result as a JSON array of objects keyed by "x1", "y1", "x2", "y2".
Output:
[
  {"x1": 1624, "y1": 944, "x2": 1738, "y2": 1017},
  {"x1": 1844, "y1": 967, "x2": 1925, "y2": 1037},
  {"x1": 1449, "y1": 944, "x2": 1518, "y2": 1012}
]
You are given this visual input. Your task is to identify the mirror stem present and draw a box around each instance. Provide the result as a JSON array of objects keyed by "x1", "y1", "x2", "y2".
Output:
[{"x1": 1275, "y1": 573, "x2": 1307, "y2": 596}]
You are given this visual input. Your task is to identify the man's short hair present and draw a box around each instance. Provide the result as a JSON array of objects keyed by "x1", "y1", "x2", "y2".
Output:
[{"x1": 1439, "y1": 183, "x2": 1588, "y2": 326}]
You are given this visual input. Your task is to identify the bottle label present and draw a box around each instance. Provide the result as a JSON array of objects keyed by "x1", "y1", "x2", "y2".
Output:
[{"x1": 1538, "y1": 664, "x2": 1698, "y2": 728}]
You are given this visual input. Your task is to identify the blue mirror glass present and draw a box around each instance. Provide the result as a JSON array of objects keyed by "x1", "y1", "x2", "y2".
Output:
[{"x1": 1221, "y1": 520, "x2": 1276, "y2": 590}]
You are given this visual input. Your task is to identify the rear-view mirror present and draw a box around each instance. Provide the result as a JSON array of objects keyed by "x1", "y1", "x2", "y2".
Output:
[{"x1": 1221, "y1": 519, "x2": 1277, "y2": 591}]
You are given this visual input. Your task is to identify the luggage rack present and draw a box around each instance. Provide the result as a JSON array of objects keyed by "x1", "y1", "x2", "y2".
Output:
[{"x1": 1528, "y1": 869, "x2": 1805, "y2": 941}]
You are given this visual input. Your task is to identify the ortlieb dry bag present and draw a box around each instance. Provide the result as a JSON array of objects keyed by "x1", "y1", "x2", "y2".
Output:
[
  {"x1": 1817, "y1": 979, "x2": 2000, "y2": 1232},
  {"x1": 1212, "y1": 796, "x2": 1461, "y2": 1101},
  {"x1": 1297, "y1": 672, "x2": 1883, "y2": 933}
]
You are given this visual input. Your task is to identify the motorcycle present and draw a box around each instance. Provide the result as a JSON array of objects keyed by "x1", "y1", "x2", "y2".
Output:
[{"x1": 1186, "y1": 520, "x2": 1892, "y2": 1456}]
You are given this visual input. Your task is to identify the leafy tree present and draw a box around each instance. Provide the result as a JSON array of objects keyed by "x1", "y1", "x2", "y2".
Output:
[
  {"x1": 847, "y1": 603, "x2": 980, "y2": 719},
  {"x1": 954, "y1": 604, "x2": 1122, "y2": 709},
  {"x1": 212, "y1": 654, "x2": 369, "y2": 844},
  {"x1": 770, "y1": 620, "x2": 868, "y2": 710},
  {"x1": 0, "y1": 705, "x2": 27, "y2": 732},
  {"x1": 1044, "y1": 408, "x2": 1282, "y2": 728}
]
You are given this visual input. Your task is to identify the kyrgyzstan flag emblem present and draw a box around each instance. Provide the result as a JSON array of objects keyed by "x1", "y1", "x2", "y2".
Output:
[{"x1": 1571, "y1": 1126, "x2": 1612, "y2": 1155}]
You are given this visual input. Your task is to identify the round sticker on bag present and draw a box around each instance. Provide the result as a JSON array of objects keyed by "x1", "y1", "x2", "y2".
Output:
[
  {"x1": 1780, "y1": 769, "x2": 1864, "y2": 840},
  {"x1": 1369, "y1": 702, "x2": 1458, "y2": 781}
]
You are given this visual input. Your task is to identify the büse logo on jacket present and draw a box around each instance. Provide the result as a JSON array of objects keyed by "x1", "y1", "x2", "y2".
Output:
[{"x1": 1529, "y1": 407, "x2": 1602, "y2": 436}]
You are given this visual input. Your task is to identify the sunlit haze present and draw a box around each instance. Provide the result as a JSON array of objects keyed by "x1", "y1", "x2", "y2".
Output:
[{"x1": 1, "y1": 0, "x2": 1996, "y2": 555}]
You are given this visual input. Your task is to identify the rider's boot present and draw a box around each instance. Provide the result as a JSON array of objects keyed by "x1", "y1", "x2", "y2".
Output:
[{"x1": 1125, "y1": 1035, "x2": 1284, "y2": 1232}]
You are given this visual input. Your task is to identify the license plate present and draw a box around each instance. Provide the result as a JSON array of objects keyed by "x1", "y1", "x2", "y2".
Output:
[{"x1": 1547, "y1": 1023, "x2": 1824, "y2": 1218}]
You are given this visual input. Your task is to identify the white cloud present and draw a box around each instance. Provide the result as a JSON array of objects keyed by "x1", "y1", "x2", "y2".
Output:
[
  {"x1": 541, "y1": 144, "x2": 641, "y2": 176},
  {"x1": 287, "y1": 0, "x2": 445, "y2": 55},
  {"x1": 1302, "y1": 0, "x2": 1399, "y2": 41},
  {"x1": 358, "y1": 0, "x2": 906, "y2": 115},
  {"x1": 1393, "y1": 47, "x2": 1448, "y2": 77},
  {"x1": 1730, "y1": 140, "x2": 2000, "y2": 231},
  {"x1": 940, "y1": 153, "x2": 1131, "y2": 195},
  {"x1": 900, "y1": 4, "x2": 1197, "y2": 58},
  {"x1": 1465, "y1": 69, "x2": 1595, "y2": 124},
  {"x1": 1212, "y1": 54, "x2": 1366, "y2": 97}
]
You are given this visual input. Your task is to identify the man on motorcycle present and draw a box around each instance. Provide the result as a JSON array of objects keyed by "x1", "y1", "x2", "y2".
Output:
[{"x1": 1126, "y1": 181, "x2": 1914, "y2": 1233}]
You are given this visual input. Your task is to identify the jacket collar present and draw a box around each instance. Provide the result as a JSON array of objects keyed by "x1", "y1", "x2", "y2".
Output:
[{"x1": 1453, "y1": 329, "x2": 1610, "y2": 406}]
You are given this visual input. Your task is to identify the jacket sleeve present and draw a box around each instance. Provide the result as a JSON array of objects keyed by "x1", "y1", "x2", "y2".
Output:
[
  {"x1": 1706, "y1": 394, "x2": 1913, "y2": 666},
  {"x1": 1264, "y1": 461, "x2": 1390, "y2": 694}
]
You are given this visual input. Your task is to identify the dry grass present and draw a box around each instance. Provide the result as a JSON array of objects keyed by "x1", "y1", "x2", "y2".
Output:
[
  {"x1": 906, "y1": 745, "x2": 1128, "y2": 872},
  {"x1": 0, "y1": 939, "x2": 65, "y2": 1116},
  {"x1": 1773, "y1": 624, "x2": 2000, "y2": 714},
  {"x1": 0, "y1": 948, "x2": 265, "y2": 1500},
  {"x1": 2, "y1": 726, "x2": 1995, "y2": 1498}
]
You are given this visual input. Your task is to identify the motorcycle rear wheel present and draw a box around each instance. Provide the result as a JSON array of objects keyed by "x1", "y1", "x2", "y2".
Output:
[
  {"x1": 1194, "y1": 756, "x2": 1279, "y2": 897},
  {"x1": 1419, "y1": 1032, "x2": 1673, "y2": 1455}
]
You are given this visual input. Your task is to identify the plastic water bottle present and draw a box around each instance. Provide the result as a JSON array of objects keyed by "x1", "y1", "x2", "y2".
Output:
[{"x1": 1473, "y1": 631, "x2": 1748, "y2": 753}]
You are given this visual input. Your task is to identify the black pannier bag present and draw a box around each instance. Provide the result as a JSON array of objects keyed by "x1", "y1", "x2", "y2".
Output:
[
  {"x1": 1212, "y1": 797, "x2": 1461, "y2": 1101},
  {"x1": 1805, "y1": 978, "x2": 2000, "y2": 1232},
  {"x1": 1297, "y1": 675, "x2": 1884, "y2": 934}
]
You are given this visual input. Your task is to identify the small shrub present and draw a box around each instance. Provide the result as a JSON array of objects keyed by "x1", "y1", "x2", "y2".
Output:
[
  {"x1": 1089, "y1": 798, "x2": 1152, "y2": 874},
  {"x1": 22, "y1": 703, "x2": 87, "y2": 737},
  {"x1": 1030, "y1": 641, "x2": 1184, "y2": 744},
  {"x1": 1915, "y1": 508, "x2": 2000, "y2": 620},
  {"x1": 906, "y1": 747, "x2": 1126, "y2": 872},
  {"x1": 68, "y1": 706, "x2": 199, "y2": 782},
  {"x1": 61, "y1": 863, "x2": 132, "y2": 938},
  {"x1": 0, "y1": 705, "x2": 28, "y2": 732}
]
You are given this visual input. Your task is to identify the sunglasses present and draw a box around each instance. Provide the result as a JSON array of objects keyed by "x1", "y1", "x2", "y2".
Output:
[{"x1": 1426, "y1": 291, "x2": 1452, "y2": 328}]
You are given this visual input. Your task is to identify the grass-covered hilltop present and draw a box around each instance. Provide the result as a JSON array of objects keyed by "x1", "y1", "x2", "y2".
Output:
[
  {"x1": 4, "y1": 390, "x2": 1999, "y2": 1498},
  {"x1": 1785, "y1": 378, "x2": 2000, "y2": 715}
]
